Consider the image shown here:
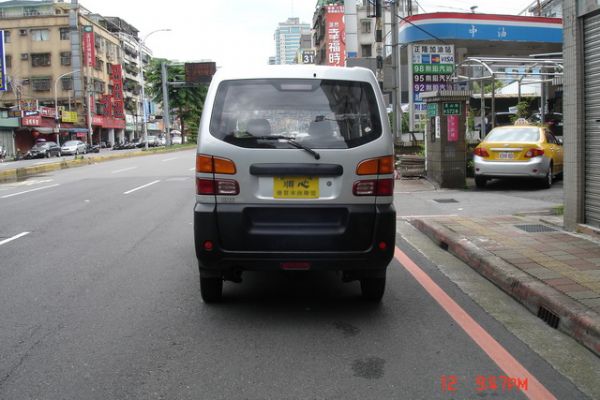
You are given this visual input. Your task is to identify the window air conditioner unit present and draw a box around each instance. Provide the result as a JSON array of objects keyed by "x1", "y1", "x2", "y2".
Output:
[
  {"x1": 21, "y1": 53, "x2": 29, "y2": 60},
  {"x1": 19, "y1": 29, "x2": 28, "y2": 36}
]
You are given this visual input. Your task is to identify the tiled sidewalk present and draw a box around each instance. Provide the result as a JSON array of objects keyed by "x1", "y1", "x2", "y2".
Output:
[{"x1": 410, "y1": 215, "x2": 600, "y2": 357}]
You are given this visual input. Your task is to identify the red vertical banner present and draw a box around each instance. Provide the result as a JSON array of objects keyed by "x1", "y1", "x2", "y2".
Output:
[
  {"x1": 82, "y1": 26, "x2": 96, "y2": 68},
  {"x1": 110, "y1": 64, "x2": 125, "y2": 119},
  {"x1": 447, "y1": 115, "x2": 459, "y2": 142},
  {"x1": 325, "y1": 5, "x2": 345, "y2": 67}
]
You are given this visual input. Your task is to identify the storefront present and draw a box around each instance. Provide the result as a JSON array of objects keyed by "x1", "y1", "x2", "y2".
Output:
[
  {"x1": 91, "y1": 115, "x2": 125, "y2": 146},
  {"x1": 563, "y1": 0, "x2": 600, "y2": 230}
]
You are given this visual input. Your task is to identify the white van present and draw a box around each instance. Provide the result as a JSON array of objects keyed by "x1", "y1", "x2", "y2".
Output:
[{"x1": 194, "y1": 65, "x2": 396, "y2": 302}]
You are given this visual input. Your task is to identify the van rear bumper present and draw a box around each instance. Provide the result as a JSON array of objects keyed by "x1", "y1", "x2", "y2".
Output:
[{"x1": 194, "y1": 202, "x2": 396, "y2": 277}]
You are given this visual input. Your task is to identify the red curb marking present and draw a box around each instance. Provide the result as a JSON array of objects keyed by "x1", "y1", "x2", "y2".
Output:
[{"x1": 394, "y1": 247, "x2": 557, "y2": 400}]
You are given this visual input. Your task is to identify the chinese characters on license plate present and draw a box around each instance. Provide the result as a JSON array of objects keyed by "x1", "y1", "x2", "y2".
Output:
[
  {"x1": 499, "y1": 152, "x2": 514, "y2": 159},
  {"x1": 274, "y1": 176, "x2": 319, "y2": 199}
]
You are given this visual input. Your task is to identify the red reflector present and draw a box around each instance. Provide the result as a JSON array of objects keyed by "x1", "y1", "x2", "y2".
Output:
[
  {"x1": 378, "y1": 241, "x2": 387, "y2": 250},
  {"x1": 280, "y1": 262, "x2": 311, "y2": 270},
  {"x1": 203, "y1": 240, "x2": 214, "y2": 251},
  {"x1": 196, "y1": 178, "x2": 216, "y2": 195},
  {"x1": 376, "y1": 179, "x2": 394, "y2": 196}
]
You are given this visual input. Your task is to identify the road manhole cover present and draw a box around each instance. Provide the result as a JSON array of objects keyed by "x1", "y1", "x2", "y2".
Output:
[{"x1": 514, "y1": 224, "x2": 557, "y2": 233}]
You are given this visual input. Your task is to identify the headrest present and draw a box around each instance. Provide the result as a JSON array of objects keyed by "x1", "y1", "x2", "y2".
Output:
[{"x1": 246, "y1": 119, "x2": 271, "y2": 136}]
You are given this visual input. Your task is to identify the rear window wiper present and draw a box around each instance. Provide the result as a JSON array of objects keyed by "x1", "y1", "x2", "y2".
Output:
[{"x1": 229, "y1": 132, "x2": 321, "y2": 160}]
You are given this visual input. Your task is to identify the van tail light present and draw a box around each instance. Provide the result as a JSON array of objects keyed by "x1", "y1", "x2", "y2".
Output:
[
  {"x1": 353, "y1": 178, "x2": 394, "y2": 196},
  {"x1": 356, "y1": 155, "x2": 395, "y2": 175},
  {"x1": 473, "y1": 147, "x2": 490, "y2": 157},
  {"x1": 196, "y1": 155, "x2": 238, "y2": 196},
  {"x1": 196, "y1": 154, "x2": 237, "y2": 174},
  {"x1": 525, "y1": 148, "x2": 545, "y2": 158},
  {"x1": 353, "y1": 155, "x2": 395, "y2": 197},
  {"x1": 196, "y1": 178, "x2": 239, "y2": 195}
]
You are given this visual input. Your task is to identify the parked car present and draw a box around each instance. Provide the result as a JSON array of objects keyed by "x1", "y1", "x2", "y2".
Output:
[
  {"x1": 475, "y1": 111, "x2": 517, "y2": 133},
  {"x1": 171, "y1": 135, "x2": 182, "y2": 145},
  {"x1": 146, "y1": 135, "x2": 160, "y2": 147},
  {"x1": 194, "y1": 65, "x2": 396, "y2": 302},
  {"x1": 26, "y1": 141, "x2": 61, "y2": 158},
  {"x1": 529, "y1": 112, "x2": 563, "y2": 138},
  {"x1": 473, "y1": 123, "x2": 564, "y2": 188},
  {"x1": 60, "y1": 140, "x2": 87, "y2": 155}
]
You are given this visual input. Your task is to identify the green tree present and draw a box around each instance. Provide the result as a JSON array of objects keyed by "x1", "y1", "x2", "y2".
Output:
[{"x1": 144, "y1": 58, "x2": 208, "y2": 143}]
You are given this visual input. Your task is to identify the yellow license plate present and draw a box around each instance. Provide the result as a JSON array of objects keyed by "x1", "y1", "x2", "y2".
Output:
[{"x1": 273, "y1": 176, "x2": 319, "y2": 199}]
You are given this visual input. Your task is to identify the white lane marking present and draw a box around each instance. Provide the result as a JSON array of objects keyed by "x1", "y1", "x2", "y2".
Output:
[
  {"x1": 111, "y1": 166, "x2": 138, "y2": 174},
  {"x1": 162, "y1": 157, "x2": 179, "y2": 162},
  {"x1": 0, "y1": 232, "x2": 30, "y2": 246},
  {"x1": 1, "y1": 184, "x2": 60, "y2": 199},
  {"x1": 123, "y1": 180, "x2": 161, "y2": 195}
]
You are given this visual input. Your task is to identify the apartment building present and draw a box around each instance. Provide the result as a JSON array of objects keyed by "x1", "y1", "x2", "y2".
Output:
[{"x1": 0, "y1": 0, "x2": 126, "y2": 152}]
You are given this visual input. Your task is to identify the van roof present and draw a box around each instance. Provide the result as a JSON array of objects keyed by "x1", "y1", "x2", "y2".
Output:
[{"x1": 212, "y1": 65, "x2": 377, "y2": 83}]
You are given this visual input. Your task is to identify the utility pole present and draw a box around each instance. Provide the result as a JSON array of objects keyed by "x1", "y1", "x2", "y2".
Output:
[
  {"x1": 161, "y1": 61, "x2": 171, "y2": 146},
  {"x1": 391, "y1": 0, "x2": 401, "y2": 142},
  {"x1": 375, "y1": 0, "x2": 383, "y2": 86}
]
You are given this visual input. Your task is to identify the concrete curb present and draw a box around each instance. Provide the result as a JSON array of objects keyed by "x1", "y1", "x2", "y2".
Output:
[
  {"x1": 409, "y1": 218, "x2": 600, "y2": 358},
  {"x1": 0, "y1": 145, "x2": 195, "y2": 183}
]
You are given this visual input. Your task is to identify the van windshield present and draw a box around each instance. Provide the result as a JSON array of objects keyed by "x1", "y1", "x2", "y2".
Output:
[{"x1": 209, "y1": 79, "x2": 383, "y2": 149}]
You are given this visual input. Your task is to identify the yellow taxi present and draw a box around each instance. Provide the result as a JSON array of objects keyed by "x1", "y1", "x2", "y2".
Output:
[{"x1": 473, "y1": 120, "x2": 563, "y2": 188}]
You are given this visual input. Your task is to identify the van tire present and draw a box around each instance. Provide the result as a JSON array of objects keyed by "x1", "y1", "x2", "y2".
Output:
[
  {"x1": 200, "y1": 277, "x2": 223, "y2": 303},
  {"x1": 360, "y1": 276, "x2": 385, "y2": 302}
]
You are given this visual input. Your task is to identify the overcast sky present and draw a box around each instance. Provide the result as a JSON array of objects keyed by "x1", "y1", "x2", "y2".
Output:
[{"x1": 81, "y1": 0, "x2": 537, "y2": 68}]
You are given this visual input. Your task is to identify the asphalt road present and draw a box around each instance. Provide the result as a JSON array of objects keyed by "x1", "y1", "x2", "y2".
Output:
[{"x1": 0, "y1": 149, "x2": 593, "y2": 400}]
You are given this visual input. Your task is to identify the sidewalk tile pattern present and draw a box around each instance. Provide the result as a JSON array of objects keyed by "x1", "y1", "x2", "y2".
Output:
[{"x1": 427, "y1": 216, "x2": 600, "y2": 315}]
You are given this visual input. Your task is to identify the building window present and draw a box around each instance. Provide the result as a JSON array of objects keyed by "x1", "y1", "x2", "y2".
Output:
[
  {"x1": 361, "y1": 44, "x2": 372, "y2": 57},
  {"x1": 61, "y1": 76, "x2": 73, "y2": 91},
  {"x1": 30, "y1": 29, "x2": 49, "y2": 41},
  {"x1": 31, "y1": 77, "x2": 51, "y2": 91},
  {"x1": 93, "y1": 79, "x2": 105, "y2": 93},
  {"x1": 23, "y1": 7, "x2": 41, "y2": 17},
  {"x1": 59, "y1": 27, "x2": 70, "y2": 40},
  {"x1": 361, "y1": 20, "x2": 371, "y2": 34},
  {"x1": 3, "y1": 31, "x2": 10, "y2": 43},
  {"x1": 94, "y1": 58, "x2": 104, "y2": 71},
  {"x1": 31, "y1": 53, "x2": 51, "y2": 67},
  {"x1": 60, "y1": 51, "x2": 71, "y2": 66},
  {"x1": 5, "y1": 55, "x2": 11, "y2": 68}
]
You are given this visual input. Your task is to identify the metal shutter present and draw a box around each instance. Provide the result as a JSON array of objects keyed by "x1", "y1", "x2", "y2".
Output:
[{"x1": 584, "y1": 12, "x2": 600, "y2": 227}]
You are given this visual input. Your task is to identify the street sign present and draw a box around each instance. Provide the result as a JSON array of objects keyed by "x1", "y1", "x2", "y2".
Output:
[
  {"x1": 185, "y1": 62, "x2": 216, "y2": 84},
  {"x1": 443, "y1": 102, "x2": 461, "y2": 115},
  {"x1": 427, "y1": 103, "x2": 438, "y2": 117},
  {"x1": 302, "y1": 50, "x2": 315, "y2": 64}
]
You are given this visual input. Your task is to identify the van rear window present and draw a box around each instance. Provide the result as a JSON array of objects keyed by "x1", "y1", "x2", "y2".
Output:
[{"x1": 209, "y1": 79, "x2": 383, "y2": 149}]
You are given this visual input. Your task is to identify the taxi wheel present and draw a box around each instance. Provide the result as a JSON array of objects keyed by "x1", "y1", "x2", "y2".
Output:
[
  {"x1": 200, "y1": 276, "x2": 223, "y2": 303},
  {"x1": 541, "y1": 164, "x2": 553, "y2": 189},
  {"x1": 475, "y1": 176, "x2": 487, "y2": 188}
]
